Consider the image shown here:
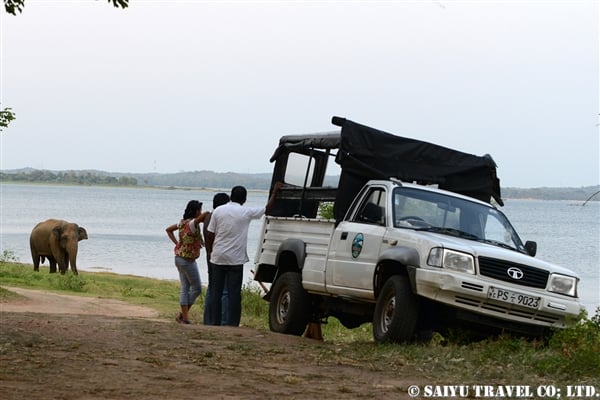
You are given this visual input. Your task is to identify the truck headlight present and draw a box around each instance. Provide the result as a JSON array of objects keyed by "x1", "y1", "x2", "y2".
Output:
[
  {"x1": 427, "y1": 248, "x2": 475, "y2": 274},
  {"x1": 548, "y1": 273, "x2": 578, "y2": 297}
]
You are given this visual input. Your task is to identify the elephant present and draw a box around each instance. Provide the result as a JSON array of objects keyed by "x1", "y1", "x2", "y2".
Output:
[{"x1": 29, "y1": 219, "x2": 88, "y2": 275}]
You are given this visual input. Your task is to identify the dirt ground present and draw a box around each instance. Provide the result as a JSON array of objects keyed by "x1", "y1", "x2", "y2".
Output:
[{"x1": 0, "y1": 286, "x2": 423, "y2": 399}]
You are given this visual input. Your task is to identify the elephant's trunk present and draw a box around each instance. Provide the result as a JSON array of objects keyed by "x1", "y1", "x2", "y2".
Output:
[{"x1": 64, "y1": 243, "x2": 79, "y2": 275}]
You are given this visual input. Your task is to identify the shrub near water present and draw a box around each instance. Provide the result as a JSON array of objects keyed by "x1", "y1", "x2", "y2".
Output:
[{"x1": 0, "y1": 250, "x2": 20, "y2": 263}]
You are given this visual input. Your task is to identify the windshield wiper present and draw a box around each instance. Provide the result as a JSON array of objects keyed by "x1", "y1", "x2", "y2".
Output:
[
  {"x1": 478, "y1": 239, "x2": 517, "y2": 251},
  {"x1": 415, "y1": 227, "x2": 479, "y2": 240}
]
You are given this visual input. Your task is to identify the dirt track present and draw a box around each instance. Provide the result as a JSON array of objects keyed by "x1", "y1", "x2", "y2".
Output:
[{"x1": 0, "y1": 286, "x2": 421, "y2": 399}]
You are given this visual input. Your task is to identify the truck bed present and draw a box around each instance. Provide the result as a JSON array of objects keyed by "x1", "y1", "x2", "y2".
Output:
[{"x1": 254, "y1": 216, "x2": 335, "y2": 289}]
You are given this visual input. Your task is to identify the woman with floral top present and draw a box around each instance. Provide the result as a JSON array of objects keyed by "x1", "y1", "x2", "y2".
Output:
[{"x1": 166, "y1": 200, "x2": 209, "y2": 324}]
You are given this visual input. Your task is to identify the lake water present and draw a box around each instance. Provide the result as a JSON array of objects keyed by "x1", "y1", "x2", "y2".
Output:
[{"x1": 1, "y1": 183, "x2": 598, "y2": 313}]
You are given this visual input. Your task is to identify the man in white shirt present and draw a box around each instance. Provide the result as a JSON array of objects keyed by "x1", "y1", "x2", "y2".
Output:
[{"x1": 205, "y1": 182, "x2": 282, "y2": 326}]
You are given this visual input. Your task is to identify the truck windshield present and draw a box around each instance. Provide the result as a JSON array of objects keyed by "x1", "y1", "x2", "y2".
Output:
[{"x1": 393, "y1": 187, "x2": 526, "y2": 252}]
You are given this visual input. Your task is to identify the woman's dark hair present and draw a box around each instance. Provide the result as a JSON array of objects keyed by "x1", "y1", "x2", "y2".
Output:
[
  {"x1": 183, "y1": 200, "x2": 202, "y2": 219},
  {"x1": 230, "y1": 186, "x2": 247, "y2": 204},
  {"x1": 213, "y1": 192, "x2": 230, "y2": 209}
]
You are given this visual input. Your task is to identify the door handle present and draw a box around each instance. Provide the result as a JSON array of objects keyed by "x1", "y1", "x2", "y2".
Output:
[
  {"x1": 341, "y1": 232, "x2": 348, "y2": 240},
  {"x1": 383, "y1": 239, "x2": 398, "y2": 246}
]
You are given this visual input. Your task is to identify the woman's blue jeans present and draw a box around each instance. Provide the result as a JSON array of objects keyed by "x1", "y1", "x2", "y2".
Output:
[{"x1": 174, "y1": 256, "x2": 202, "y2": 306}]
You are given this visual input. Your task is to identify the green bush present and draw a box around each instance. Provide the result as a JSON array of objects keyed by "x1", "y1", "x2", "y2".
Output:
[
  {"x1": 55, "y1": 273, "x2": 87, "y2": 292},
  {"x1": 539, "y1": 308, "x2": 600, "y2": 377}
]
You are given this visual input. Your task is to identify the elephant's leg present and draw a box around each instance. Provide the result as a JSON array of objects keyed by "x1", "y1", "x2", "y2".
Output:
[
  {"x1": 53, "y1": 250, "x2": 68, "y2": 274},
  {"x1": 48, "y1": 256, "x2": 58, "y2": 273},
  {"x1": 30, "y1": 236, "x2": 40, "y2": 272},
  {"x1": 59, "y1": 253, "x2": 69, "y2": 274},
  {"x1": 32, "y1": 252, "x2": 40, "y2": 272}
]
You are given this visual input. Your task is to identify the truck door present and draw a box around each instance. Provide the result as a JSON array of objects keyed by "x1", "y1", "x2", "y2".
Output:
[{"x1": 325, "y1": 187, "x2": 387, "y2": 299}]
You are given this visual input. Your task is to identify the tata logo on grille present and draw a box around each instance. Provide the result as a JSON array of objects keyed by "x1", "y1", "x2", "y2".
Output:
[{"x1": 507, "y1": 267, "x2": 524, "y2": 280}]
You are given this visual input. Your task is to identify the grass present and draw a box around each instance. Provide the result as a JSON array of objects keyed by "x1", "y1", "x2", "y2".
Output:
[
  {"x1": 0, "y1": 262, "x2": 181, "y2": 317},
  {"x1": 1, "y1": 261, "x2": 598, "y2": 384}
]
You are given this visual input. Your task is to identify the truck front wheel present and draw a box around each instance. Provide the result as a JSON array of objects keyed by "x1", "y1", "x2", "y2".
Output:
[
  {"x1": 269, "y1": 272, "x2": 311, "y2": 336},
  {"x1": 373, "y1": 275, "x2": 419, "y2": 343}
]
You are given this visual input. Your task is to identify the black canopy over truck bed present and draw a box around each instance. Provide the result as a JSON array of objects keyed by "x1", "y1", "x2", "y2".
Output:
[{"x1": 268, "y1": 116, "x2": 503, "y2": 222}]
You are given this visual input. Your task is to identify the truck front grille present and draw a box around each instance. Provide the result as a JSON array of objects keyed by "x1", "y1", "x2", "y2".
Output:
[{"x1": 478, "y1": 257, "x2": 549, "y2": 289}]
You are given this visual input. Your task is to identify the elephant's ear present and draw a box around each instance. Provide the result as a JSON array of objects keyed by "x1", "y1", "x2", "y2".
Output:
[
  {"x1": 52, "y1": 225, "x2": 67, "y2": 247},
  {"x1": 78, "y1": 227, "x2": 88, "y2": 241},
  {"x1": 52, "y1": 226, "x2": 62, "y2": 238}
]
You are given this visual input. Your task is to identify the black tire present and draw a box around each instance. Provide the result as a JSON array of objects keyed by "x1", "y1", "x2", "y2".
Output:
[
  {"x1": 373, "y1": 275, "x2": 419, "y2": 343},
  {"x1": 269, "y1": 272, "x2": 311, "y2": 335}
]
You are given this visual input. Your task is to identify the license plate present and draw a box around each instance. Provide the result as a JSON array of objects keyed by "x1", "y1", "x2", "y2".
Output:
[{"x1": 487, "y1": 287, "x2": 540, "y2": 309}]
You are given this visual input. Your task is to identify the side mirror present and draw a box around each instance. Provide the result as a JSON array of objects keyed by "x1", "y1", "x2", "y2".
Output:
[{"x1": 525, "y1": 241, "x2": 537, "y2": 257}]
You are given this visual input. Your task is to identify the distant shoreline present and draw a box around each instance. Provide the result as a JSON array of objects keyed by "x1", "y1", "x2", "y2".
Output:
[
  {"x1": 2, "y1": 180, "x2": 598, "y2": 203},
  {"x1": 0, "y1": 180, "x2": 270, "y2": 194}
]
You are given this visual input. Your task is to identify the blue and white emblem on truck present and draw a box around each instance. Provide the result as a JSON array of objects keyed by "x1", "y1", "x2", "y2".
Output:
[{"x1": 351, "y1": 233, "x2": 364, "y2": 258}]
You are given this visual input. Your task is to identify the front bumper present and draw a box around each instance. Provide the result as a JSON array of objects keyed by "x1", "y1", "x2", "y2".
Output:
[{"x1": 414, "y1": 268, "x2": 583, "y2": 328}]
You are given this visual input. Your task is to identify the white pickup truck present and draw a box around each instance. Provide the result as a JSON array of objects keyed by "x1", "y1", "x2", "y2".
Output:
[{"x1": 253, "y1": 117, "x2": 582, "y2": 343}]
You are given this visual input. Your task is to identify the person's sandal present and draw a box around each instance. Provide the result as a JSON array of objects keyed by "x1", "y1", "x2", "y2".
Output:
[{"x1": 176, "y1": 313, "x2": 191, "y2": 324}]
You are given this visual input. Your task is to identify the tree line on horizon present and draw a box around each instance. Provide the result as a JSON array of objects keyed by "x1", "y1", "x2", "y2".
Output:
[
  {"x1": 0, "y1": 169, "x2": 138, "y2": 186},
  {"x1": 1, "y1": 168, "x2": 598, "y2": 202}
]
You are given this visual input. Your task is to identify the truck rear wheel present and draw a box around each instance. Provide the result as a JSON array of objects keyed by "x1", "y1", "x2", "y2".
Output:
[
  {"x1": 269, "y1": 272, "x2": 311, "y2": 335},
  {"x1": 373, "y1": 275, "x2": 419, "y2": 343}
]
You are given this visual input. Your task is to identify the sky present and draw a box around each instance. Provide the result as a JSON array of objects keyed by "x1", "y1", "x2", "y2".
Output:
[{"x1": 1, "y1": 0, "x2": 598, "y2": 188}]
